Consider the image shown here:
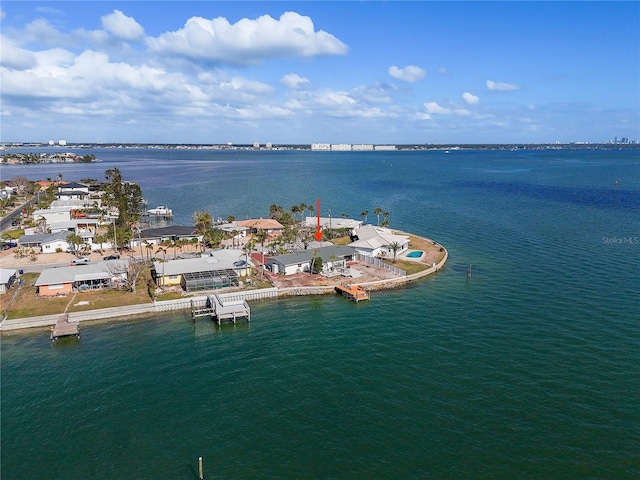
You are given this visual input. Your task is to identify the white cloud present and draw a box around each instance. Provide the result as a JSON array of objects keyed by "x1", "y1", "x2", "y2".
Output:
[
  {"x1": 437, "y1": 67, "x2": 448, "y2": 75},
  {"x1": 388, "y1": 65, "x2": 425, "y2": 83},
  {"x1": 424, "y1": 102, "x2": 451, "y2": 114},
  {"x1": 486, "y1": 80, "x2": 520, "y2": 91},
  {"x1": 146, "y1": 12, "x2": 348, "y2": 65},
  {"x1": 0, "y1": 36, "x2": 37, "y2": 69},
  {"x1": 351, "y1": 83, "x2": 394, "y2": 104},
  {"x1": 101, "y1": 10, "x2": 144, "y2": 41},
  {"x1": 462, "y1": 92, "x2": 479, "y2": 105},
  {"x1": 280, "y1": 73, "x2": 311, "y2": 90}
]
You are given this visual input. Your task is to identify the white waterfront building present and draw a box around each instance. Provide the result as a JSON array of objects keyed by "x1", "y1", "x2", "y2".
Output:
[{"x1": 311, "y1": 143, "x2": 331, "y2": 151}]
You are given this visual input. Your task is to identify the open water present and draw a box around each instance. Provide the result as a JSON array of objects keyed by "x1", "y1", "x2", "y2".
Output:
[{"x1": 1, "y1": 147, "x2": 639, "y2": 479}]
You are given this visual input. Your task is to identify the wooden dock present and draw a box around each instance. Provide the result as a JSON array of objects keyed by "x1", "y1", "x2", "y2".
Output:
[
  {"x1": 335, "y1": 284, "x2": 369, "y2": 302},
  {"x1": 51, "y1": 315, "x2": 80, "y2": 341},
  {"x1": 192, "y1": 295, "x2": 250, "y2": 324}
]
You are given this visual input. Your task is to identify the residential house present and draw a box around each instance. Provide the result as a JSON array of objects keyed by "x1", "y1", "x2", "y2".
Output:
[
  {"x1": 17, "y1": 231, "x2": 71, "y2": 253},
  {"x1": 266, "y1": 245, "x2": 357, "y2": 275},
  {"x1": 236, "y1": 218, "x2": 285, "y2": 238},
  {"x1": 304, "y1": 216, "x2": 363, "y2": 231},
  {"x1": 55, "y1": 182, "x2": 89, "y2": 200},
  {"x1": 0, "y1": 268, "x2": 17, "y2": 294},
  {"x1": 32, "y1": 206, "x2": 73, "y2": 225},
  {"x1": 34, "y1": 260, "x2": 129, "y2": 297},
  {"x1": 153, "y1": 249, "x2": 253, "y2": 292},
  {"x1": 349, "y1": 226, "x2": 410, "y2": 258},
  {"x1": 130, "y1": 226, "x2": 202, "y2": 249}
]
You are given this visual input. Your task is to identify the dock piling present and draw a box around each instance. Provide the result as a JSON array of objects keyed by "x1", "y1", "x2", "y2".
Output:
[{"x1": 198, "y1": 456, "x2": 203, "y2": 480}]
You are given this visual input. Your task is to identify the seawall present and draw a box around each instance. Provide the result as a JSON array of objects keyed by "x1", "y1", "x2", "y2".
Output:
[{"x1": 1, "y1": 242, "x2": 448, "y2": 333}]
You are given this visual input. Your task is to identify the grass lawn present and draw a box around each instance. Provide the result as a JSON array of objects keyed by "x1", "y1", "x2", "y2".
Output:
[{"x1": 2, "y1": 272, "x2": 153, "y2": 319}]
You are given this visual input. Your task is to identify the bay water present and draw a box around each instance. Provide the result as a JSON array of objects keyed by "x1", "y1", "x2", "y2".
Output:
[{"x1": 1, "y1": 148, "x2": 639, "y2": 479}]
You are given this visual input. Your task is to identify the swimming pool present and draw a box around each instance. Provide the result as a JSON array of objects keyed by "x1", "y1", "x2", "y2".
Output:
[{"x1": 406, "y1": 250, "x2": 424, "y2": 258}]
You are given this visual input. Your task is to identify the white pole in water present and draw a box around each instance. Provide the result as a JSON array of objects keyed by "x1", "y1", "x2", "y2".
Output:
[{"x1": 198, "y1": 456, "x2": 204, "y2": 480}]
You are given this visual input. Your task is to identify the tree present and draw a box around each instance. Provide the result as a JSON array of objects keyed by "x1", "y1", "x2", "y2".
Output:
[
  {"x1": 360, "y1": 210, "x2": 369, "y2": 224},
  {"x1": 299, "y1": 202, "x2": 308, "y2": 220},
  {"x1": 155, "y1": 246, "x2": 168, "y2": 286},
  {"x1": 374, "y1": 207, "x2": 383, "y2": 226},
  {"x1": 144, "y1": 241, "x2": 154, "y2": 263},
  {"x1": 204, "y1": 228, "x2": 225, "y2": 249},
  {"x1": 388, "y1": 241, "x2": 401, "y2": 263},
  {"x1": 103, "y1": 168, "x2": 143, "y2": 249},
  {"x1": 193, "y1": 210, "x2": 213, "y2": 251},
  {"x1": 66, "y1": 233, "x2": 84, "y2": 257},
  {"x1": 311, "y1": 251, "x2": 323, "y2": 274},
  {"x1": 93, "y1": 233, "x2": 109, "y2": 252},
  {"x1": 253, "y1": 229, "x2": 268, "y2": 278},
  {"x1": 127, "y1": 260, "x2": 147, "y2": 293},
  {"x1": 381, "y1": 211, "x2": 390, "y2": 228},
  {"x1": 290, "y1": 204, "x2": 300, "y2": 221}
]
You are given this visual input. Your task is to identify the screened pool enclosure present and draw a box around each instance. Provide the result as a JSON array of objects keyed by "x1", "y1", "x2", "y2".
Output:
[{"x1": 181, "y1": 269, "x2": 240, "y2": 292}]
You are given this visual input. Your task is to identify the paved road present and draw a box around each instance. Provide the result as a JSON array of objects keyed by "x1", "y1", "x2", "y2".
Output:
[{"x1": 0, "y1": 197, "x2": 37, "y2": 234}]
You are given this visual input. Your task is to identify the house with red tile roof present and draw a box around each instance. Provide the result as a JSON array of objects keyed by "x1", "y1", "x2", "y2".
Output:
[{"x1": 236, "y1": 218, "x2": 285, "y2": 237}]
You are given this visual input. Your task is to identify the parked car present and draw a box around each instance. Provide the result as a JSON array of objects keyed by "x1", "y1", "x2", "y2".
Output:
[
  {"x1": 71, "y1": 257, "x2": 90, "y2": 265},
  {"x1": 103, "y1": 254, "x2": 120, "y2": 260}
]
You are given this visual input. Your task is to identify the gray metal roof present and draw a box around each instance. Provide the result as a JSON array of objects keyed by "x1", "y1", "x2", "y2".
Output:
[
  {"x1": 0, "y1": 268, "x2": 17, "y2": 285},
  {"x1": 139, "y1": 225, "x2": 197, "y2": 239},
  {"x1": 18, "y1": 231, "x2": 70, "y2": 245},
  {"x1": 153, "y1": 249, "x2": 252, "y2": 276},
  {"x1": 34, "y1": 260, "x2": 129, "y2": 286},
  {"x1": 268, "y1": 245, "x2": 356, "y2": 266}
]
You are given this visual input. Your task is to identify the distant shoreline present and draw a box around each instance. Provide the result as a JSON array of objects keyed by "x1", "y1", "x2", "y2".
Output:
[{"x1": 1, "y1": 143, "x2": 638, "y2": 152}]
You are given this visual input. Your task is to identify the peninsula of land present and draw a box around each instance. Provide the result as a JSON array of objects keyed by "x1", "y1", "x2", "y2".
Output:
[{"x1": 0, "y1": 173, "x2": 447, "y2": 333}]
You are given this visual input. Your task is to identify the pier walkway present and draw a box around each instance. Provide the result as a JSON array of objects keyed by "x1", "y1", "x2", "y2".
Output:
[
  {"x1": 335, "y1": 284, "x2": 370, "y2": 302},
  {"x1": 192, "y1": 294, "x2": 251, "y2": 324},
  {"x1": 50, "y1": 314, "x2": 79, "y2": 341}
]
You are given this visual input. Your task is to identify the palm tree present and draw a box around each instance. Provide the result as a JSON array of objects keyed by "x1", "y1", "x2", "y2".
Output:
[
  {"x1": 360, "y1": 210, "x2": 368, "y2": 224},
  {"x1": 193, "y1": 210, "x2": 213, "y2": 251},
  {"x1": 253, "y1": 229, "x2": 268, "y2": 278},
  {"x1": 381, "y1": 211, "x2": 390, "y2": 228},
  {"x1": 66, "y1": 233, "x2": 84, "y2": 257},
  {"x1": 290, "y1": 205, "x2": 300, "y2": 221},
  {"x1": 144, "y1": 241, "x2": 153, "y2": 262},
  {"x1": 155, "y1": 246, "x2": 168, "y2": 286},
  {"x1": 388, "y1": 241, "x2": 401, "y2": 263},
  {"x1": 243, "y1": 239, "x2": 255, "y2": 276},
  {"x1": 374, "y1": 207, "x2": 383, "y2": 226}
]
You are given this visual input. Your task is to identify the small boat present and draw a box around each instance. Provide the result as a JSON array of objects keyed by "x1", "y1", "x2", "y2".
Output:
[{"x1": 146, "y1": 205, "x2": 173, "y2": 216}]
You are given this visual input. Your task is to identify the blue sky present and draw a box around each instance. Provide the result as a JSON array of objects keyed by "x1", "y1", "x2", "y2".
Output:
[{"x1": 1, "y1": 1, "x2": 638, "y2": 145}]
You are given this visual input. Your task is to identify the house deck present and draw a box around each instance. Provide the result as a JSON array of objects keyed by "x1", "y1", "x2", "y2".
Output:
[
  {"x1": 193, "y1": 295, "x2": 251, "y2": 324},
  {"x1": 51, "y1": 315, "x2": 80, "y2": 341},
  {"x1": 335, "y1": 284, "x2": 369, "y2": 302}
]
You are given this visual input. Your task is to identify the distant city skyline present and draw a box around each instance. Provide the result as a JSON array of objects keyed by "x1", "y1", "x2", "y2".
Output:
[{"x1": 1, "y1": 1, "x2": 638, "y2": 145}]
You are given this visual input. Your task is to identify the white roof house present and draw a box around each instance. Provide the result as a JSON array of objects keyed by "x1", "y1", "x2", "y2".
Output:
[
  {"x1": 33, "y1": 206, "x2": 73, "y2": 225},
  {"x1": 34, "y1": 260, "x2": 129, "y2": 295},
  {"x1": 0, "y1": 268, "x2": 18, "y2": 294},
  {"x1": 153, "y1": 249, "x2": 253, "y2": 292},
  {"x1": 18, "y1": 231, "x2": 71, "y2": 253},
  {"x1": 304, "y1": 217, "x2": 363, "y2": 230},
  {"x1": 349, "y1": 226, "x2": 410, "y2": 258},
  {"x1": 266, "y1": 245, "x2": 357, "y2": 275}
]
